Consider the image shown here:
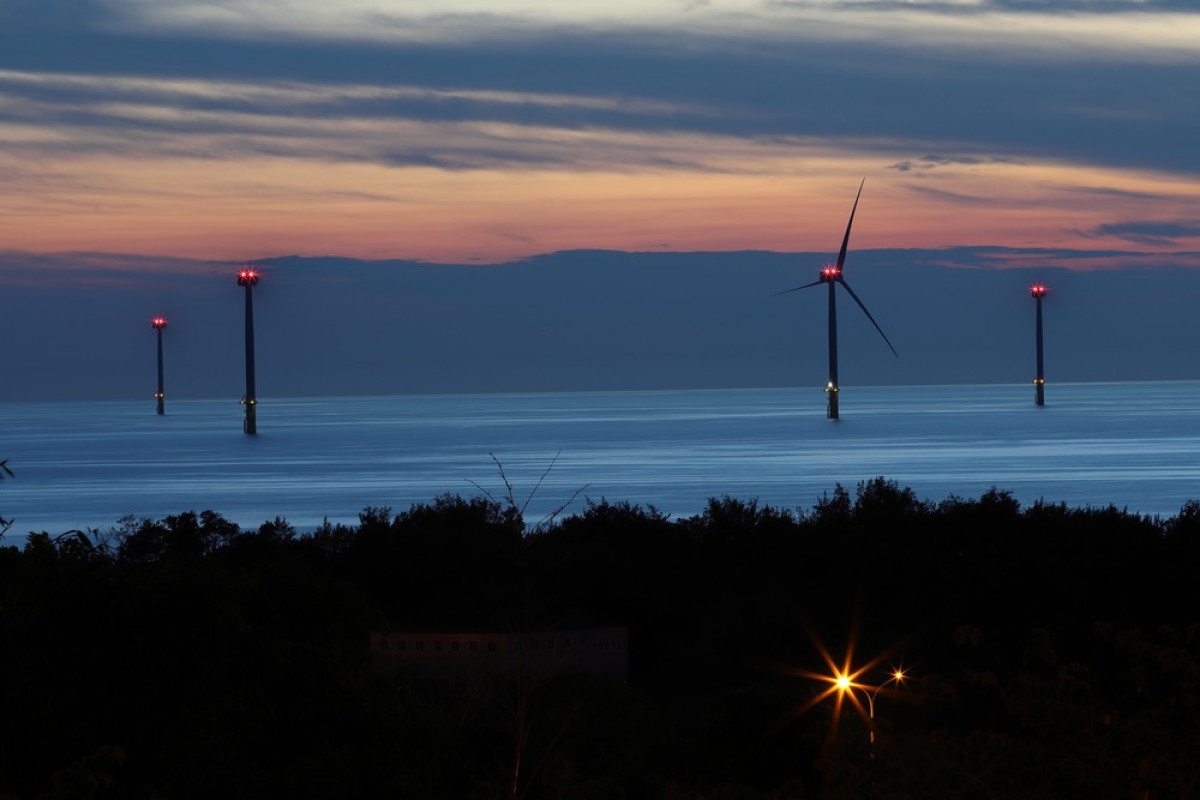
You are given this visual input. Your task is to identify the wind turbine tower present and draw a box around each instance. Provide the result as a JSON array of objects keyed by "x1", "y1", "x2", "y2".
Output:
[
  {"x1": 238, "y1": 268, "x2": 260, "y2": 435},
  {"x1": 774, "y1": 181, "x2": 898, "y2": 420},
  {"x1": 151, "y1": 316, "x2": 167, "y2": 415},
  {"x1": 1031, "y1": 283, "x2": 1047, "y2": 406}
]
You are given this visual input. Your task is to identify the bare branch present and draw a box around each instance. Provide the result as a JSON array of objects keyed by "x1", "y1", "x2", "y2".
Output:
[
  {"x1": 532, "y1": 483, "x2": 590, "y2": 535},
  {"x1": 521, "y1": 450, "x2": 562, "y2": 516},
  {"x1": 490, "y1": 453, "x2": 518, "y2": 509},
  {"x1": 466, "y1": 478, "x2": 500, "y2": 505},
  {"x1": 0, "y1": 460, "x2": 13, "y2": 534},
  {"x1": 470, "y1": 452, "x2": 586, "y2": 533}
]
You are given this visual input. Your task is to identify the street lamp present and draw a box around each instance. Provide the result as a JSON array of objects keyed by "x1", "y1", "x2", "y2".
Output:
[
  {"x1": 785, "y1": 630, "x2": 911, "y2": 752},
  {"x1": 831, "y1": 667, "x2": 906, "y2": 748}
]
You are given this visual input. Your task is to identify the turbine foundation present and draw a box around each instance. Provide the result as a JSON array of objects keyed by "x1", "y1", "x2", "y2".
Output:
[{"x1": 242, "y1": 397, "x2": 257, "y2": 435}]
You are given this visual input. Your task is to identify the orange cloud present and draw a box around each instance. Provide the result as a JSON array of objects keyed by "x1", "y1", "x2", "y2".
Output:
[{"x1": 4, "y1": 132, "x2": 1200, "y2": 264}]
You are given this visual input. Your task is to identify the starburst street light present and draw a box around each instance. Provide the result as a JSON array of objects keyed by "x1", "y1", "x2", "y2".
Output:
[
  {"x1": 786, "y1": 630, "x2": 909, "y2": 750},
  {"x1": 827, "y1": 666, "x2": 907, "y2": 747}
]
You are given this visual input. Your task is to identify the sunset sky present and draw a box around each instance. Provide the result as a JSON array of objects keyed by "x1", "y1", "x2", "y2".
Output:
[{"x1": 4, "y1": 0, "x2": 1200, "y2": 265}]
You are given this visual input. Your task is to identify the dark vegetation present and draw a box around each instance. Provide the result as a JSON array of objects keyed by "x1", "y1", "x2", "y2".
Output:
[{"x1": 3, "y1": 479, "x2": 1200, "y2": 799}]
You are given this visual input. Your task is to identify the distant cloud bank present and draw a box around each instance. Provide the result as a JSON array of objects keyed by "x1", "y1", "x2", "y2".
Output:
[{"x1": 3, "y1": 246, "x2": 1199, "y2": 403}]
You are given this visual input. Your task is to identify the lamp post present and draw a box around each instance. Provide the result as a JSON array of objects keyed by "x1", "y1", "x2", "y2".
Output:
[
  {"x1": 832, "y1": 668, "x2": 906, "y2": 751},
  {"x1": 237, "y1": 268, "x2": 259, "y2": 435},
  {"x1": 151, "y1": 316, "x2": 167, "y2": 415},
  {"x1": 828, "y1": 667, "x2": 906, "y2": 800}
]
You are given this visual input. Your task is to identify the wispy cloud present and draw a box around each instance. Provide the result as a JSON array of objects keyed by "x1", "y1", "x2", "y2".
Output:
[
  {"x1": 103, "y1": 1, "x2": 1200, "y2": 65},
  {"x1": 961, "y1": 247, "x2": 1200, "y2": 271},
  {"x1": 890, "y1": 154, "x2": 1015, "y2": 173},
  {"x1": 1088, "y1": 221, "x2": 1200, "y2": 246},
  {"x1": 0, "y1": 69, "x2": 709, "y2": 116},
  {"x1": 901, "y1": 184, "x2": 998, "y2": 205}
]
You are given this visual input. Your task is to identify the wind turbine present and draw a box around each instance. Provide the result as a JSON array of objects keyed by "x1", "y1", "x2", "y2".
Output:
[
  {"x1": 237, "y1": 267, "x2": 260, "y2": 435},
  {"x1": 151, "y1": 316, "x2": 167, "y2": 415},
  {"x1": 1031, "y1": 283, "x2": 1047, "y2": 406},
  {"x1": 774, "y1": 181, "x2": 898, "y2": 420}
]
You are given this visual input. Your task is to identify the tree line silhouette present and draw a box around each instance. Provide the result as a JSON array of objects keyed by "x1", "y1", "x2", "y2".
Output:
[{"x1": 2, "y1": 479, "x2": 1199, "y2": 798}]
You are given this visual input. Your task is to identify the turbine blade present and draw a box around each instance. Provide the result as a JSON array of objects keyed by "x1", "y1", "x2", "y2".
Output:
[
  {"x1": 838, "y1": 278, "x2": 899, "y2": 357},
  {"x1": 835, "y1": 178, "x2": 866, "y2": 271},
  {"x1": 771, "y1": 279, "x2": 823, "y2": 297}
]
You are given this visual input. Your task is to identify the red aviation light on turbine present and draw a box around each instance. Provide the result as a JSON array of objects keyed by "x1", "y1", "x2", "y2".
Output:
[
  {"x1": 237, "y1": 268, "x2": 260, "y2": 286},
  {"x1": 151, "y1": 316, "x2": 167, "y2": 329},
  {"x1": 820, "y1": 266, "x2": 841, "y2": 282},
  {"x1": 1030, "y1": 283, "x2": 1048, "y2": 298}
]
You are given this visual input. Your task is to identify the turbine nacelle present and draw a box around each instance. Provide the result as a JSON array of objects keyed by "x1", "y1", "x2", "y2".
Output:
[
  {"x1": 1030, "y1": 283, "x2": 1047, "y2": 298},
  {"x1": 151, "y1": 316, "x2": 167, "y2": 329},
  {"x1": 237, "y1": 268, "x2": 260, "y2": 287},
  {"x1": 820, "y1": 266, "x2": 842, "y2": 283}
]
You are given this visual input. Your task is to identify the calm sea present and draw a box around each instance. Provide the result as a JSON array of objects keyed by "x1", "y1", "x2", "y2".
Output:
[{"x1": 2, "y1": 382, "x2": 1199, "y2": 539}]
